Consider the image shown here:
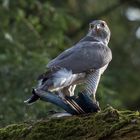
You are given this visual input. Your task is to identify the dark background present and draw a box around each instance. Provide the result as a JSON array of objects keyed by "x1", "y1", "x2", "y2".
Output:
[{"x1": 0, "y1": 0, "x2": 140, "y2": 126}]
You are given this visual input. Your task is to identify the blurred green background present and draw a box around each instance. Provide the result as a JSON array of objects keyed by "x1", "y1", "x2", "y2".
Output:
[{"x1": 0, "y1": 0, "x2": 140, "y2": 126}]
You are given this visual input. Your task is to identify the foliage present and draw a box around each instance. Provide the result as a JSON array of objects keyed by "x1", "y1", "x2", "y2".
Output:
[{"x1": 0, "y1": 0, "x2": 140, "y2": 126}]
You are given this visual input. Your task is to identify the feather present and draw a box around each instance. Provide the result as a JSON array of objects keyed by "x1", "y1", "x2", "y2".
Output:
[{"x1": 47, "y1": 41, "x2": 112, "y2": 74}]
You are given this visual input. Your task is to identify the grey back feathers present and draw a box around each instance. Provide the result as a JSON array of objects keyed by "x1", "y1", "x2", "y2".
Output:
[{"x1": 47, "y1": 36, "x2": 112, "y2": 74}]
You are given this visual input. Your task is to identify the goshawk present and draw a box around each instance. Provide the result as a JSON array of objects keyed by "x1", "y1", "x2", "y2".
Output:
[{"x1": 25, "y1": 20, "x2": 112, "y2": 114}]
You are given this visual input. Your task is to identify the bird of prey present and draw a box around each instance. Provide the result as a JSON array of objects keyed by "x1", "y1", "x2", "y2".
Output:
[{"x1": 25, "y1": 20, "x2": 112, "y2": 114}]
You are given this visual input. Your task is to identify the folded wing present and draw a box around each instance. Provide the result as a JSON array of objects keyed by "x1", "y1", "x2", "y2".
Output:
[{"x1": 47, "y1": 42, "x2": 112, "y2": 74}]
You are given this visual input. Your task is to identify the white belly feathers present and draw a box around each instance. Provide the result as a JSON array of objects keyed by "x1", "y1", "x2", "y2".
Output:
[{"x1": 50, "y1": 68, "x2": 85, "y2": 91}]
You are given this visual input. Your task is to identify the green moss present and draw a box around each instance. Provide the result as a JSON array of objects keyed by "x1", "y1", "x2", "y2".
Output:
[
  {"x1": 0, "y1": 106, "x2": 140, "y2": 140},
  {"x1": 0, "y1": 123, "x2": 31, "y2": 140}
]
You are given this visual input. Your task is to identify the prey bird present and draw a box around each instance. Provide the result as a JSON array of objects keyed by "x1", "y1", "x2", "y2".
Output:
[{"x1": 25, "y1": 20, "x2": 112, "y2": 115}]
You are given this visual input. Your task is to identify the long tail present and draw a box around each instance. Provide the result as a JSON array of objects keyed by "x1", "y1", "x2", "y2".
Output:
[
  {"x1": 24, "y1": 89, "x2": 40, "y2": 104},
  {"x1": 24, "y1": 69, "x2": 53, "y2": 105}
]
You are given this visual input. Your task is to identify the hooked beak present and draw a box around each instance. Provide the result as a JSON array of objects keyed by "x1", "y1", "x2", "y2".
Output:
[{"x1": 96, "y1": 24, "x2": 100, "y2": 32}]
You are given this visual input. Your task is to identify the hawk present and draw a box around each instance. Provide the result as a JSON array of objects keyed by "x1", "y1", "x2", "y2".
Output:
[{"x1": 25, "y1": 20, "x2": 112, "y2": 114}]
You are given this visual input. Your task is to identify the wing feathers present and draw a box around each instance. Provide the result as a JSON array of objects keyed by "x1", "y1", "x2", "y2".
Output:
[{"x1": 47, "y1": 41, "x2": 112, "y2": 74}]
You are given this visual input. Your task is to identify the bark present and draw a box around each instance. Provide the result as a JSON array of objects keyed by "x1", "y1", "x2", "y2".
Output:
[{"x1": 0, "y1": 106, "x2": 140, "y2": 140}]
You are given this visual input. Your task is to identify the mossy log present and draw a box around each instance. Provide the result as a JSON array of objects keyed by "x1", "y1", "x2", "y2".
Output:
[{"x1": 0, "y1": 106, "x2": 140, "y2": 140}]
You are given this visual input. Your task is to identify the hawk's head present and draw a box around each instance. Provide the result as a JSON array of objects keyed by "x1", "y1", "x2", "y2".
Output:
[{"x1": 88, "y1": 20, "x2": 111, "y2": 45}]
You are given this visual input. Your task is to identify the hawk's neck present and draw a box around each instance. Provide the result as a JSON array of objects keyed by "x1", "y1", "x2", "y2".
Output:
[{"x1": 79, "y1": 36, "x2": 100, "y2": 43}]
